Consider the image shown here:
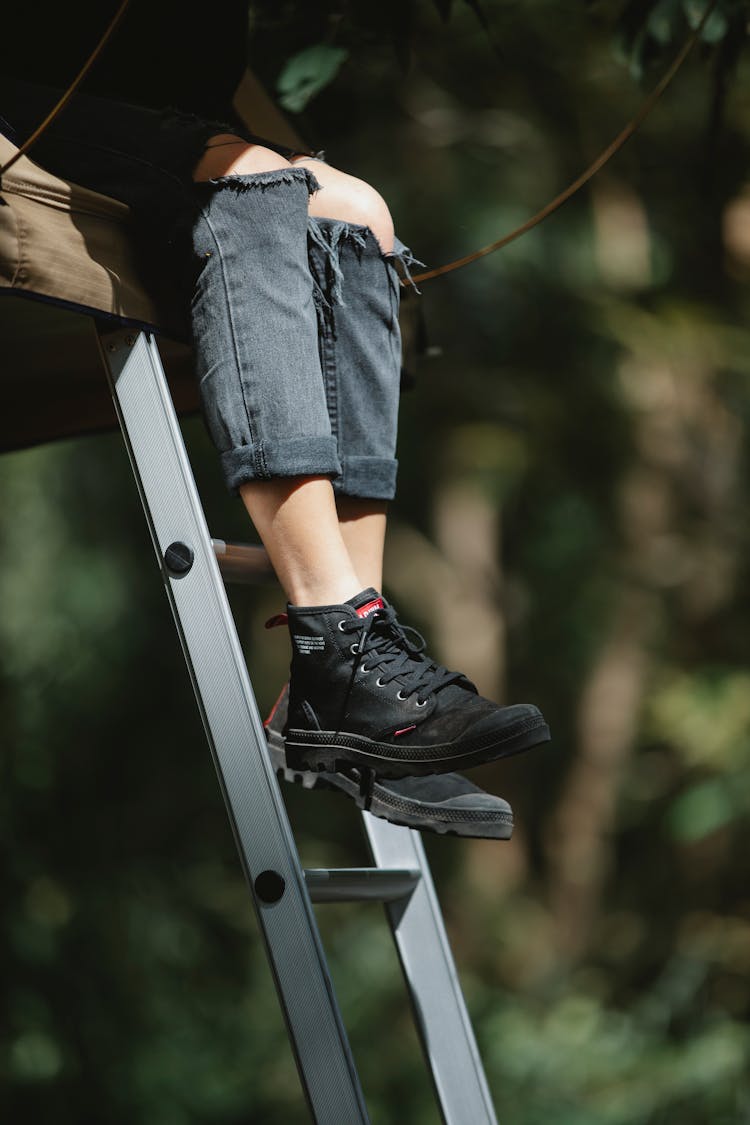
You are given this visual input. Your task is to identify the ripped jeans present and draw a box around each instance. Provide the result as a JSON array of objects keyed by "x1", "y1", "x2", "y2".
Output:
[
  {"x1": 0, "y1": 79, "x2": 419, "y2": 500},
  {"x1": 192, "y1": 168, "x2": 413, "y2": 498}
]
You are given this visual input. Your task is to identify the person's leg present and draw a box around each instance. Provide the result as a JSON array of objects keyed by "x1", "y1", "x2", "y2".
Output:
[
  {"x1": 293, "y1": 155, "x2": 405, "y2": 596},
  {"x1": 193, "y1": 139, "x2": 401, "y2": 603},
  {"x1": 193, "y1": 137, "x2": 550, "y2": 778},
  {"x1": 238, "y1": 477, "x2": 362, "y2": 606},
  {"x1": 335, "y1": 499, "x2": 387, "y2": 592},
  {"x1": 192, "y1": 138, "x2": 364, "y2": 605}
]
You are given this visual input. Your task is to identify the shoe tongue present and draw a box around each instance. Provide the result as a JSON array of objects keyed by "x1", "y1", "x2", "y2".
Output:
[{"x1": 346, "y1": 588, "x2": 385, "y2": 619}]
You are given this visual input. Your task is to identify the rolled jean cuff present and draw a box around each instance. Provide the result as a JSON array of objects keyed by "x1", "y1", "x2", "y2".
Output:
[
  {"x1": 221, "y1": 436, "x2": 343, "y2": 494},
  {"x1": 333, "y1": 456, "x2": 399, "y2": 501}
]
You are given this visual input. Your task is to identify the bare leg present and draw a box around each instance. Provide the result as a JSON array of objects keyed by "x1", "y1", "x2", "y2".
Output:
[
  {"x1": 239, "y1": 477, "x2": 362, "y2": 606},
  {"x1": 192, "y1": 134, "x2": 292, "y2": 179},
  {"x1": 336, "y1": 498, "x2": 387, "y2": 592},
  {"x1": 291, "y1": 155, "x2": 395, "y2": 254}
]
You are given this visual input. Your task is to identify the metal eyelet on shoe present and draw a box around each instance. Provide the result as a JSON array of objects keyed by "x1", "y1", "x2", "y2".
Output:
[
  {"x1": 350, "y1": 643, "x2": 359, "y2": 654},
  {"x1": 416, "y1": 698, "x2": 427, "y2": 707},
  {"x1": 376, "y1": 677, "x2": 386, "y2": 687},
  {"x1": 396, "y1": 690, "x2": 408, "y2": 701},
  {"x1": 337, "y1": 620, "x2": 347, "y2": 631},
  {"x1": 360, "y1": 664, "x2": 371, "y2": 674}
]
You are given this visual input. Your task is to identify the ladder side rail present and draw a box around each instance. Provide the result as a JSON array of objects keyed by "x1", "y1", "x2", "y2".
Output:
[
  {"x1": 363, "y1": 814, "x2": 499, "y2": 1125},
  {"x1": 97, "y1": 325, "x2": 369, "y2": 1125}
]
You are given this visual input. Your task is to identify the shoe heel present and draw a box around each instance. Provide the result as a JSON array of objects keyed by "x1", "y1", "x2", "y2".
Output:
[{"x1": 285, "y1": 738, "x2": 337, "y2": 774}]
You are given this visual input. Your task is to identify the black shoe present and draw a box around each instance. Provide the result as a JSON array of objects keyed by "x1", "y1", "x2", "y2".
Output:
[
  {"x1": 264, "y1": 684, "x2": 514, "y2": 839},
  {"x1": 272, "y1": 588, "x2": 550, "y2": 779}
]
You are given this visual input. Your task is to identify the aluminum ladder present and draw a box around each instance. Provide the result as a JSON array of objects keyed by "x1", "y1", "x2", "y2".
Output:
[{"x1": 97, "y1": 324, "x2": 499, "y2": 1125}]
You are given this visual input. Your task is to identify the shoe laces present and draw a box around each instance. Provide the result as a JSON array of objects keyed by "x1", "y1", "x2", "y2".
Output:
[{"x1": 340, "y1": 604, "x2": 471, "y2": 705}]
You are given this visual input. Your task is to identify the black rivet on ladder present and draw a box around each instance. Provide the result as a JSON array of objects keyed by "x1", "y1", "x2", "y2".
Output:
[
  {"x1": 164, "y1": 541, "x2": 194, "y2": 577},
  {"x1": 255, "y1": 869, "x2": 286, "y2": 904}
]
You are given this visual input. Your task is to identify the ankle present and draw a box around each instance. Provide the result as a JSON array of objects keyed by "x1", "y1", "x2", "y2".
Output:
[{"x1": 287, "y1": 577, "x2": 366, "y2": 608}]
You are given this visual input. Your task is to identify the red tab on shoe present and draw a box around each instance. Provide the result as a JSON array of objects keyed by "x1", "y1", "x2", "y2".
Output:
[
  {"x1": 355, "y1": 597, "x2": 384, "y2": 619},
  {"x1": 264, "y1": 682, "x2": 289, "y2": 727},
  {"x1": 264, "y1": 612, "x2": 288, "y2": 628},
  {"x1": 346, "y1": 587, "x2": 385, "y2": 618}
]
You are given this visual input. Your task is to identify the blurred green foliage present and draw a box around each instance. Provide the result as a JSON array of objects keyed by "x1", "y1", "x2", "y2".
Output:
[
  {"x1": 3, "y1": 0, "x2": 750, "y2": 1121},
  {"x1": 277, "y1": 45, "x2": 349, "y2": 112}
]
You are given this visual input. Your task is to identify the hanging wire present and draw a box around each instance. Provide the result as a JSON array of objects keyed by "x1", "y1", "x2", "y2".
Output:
[
  {"x1": 0, "y1": 0, "x2": 131, "y2": 177},
  {"x1": 408, "y1": 0, "x2": 719, "y2": 286},
  {"x1": 0, "y1": 0, "x2": 719, "y2": 286}
]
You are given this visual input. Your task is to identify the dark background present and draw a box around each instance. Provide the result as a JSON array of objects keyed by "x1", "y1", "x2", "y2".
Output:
[{"x1": 2, "y1": 1, "x2": 750, "y2": 1121}]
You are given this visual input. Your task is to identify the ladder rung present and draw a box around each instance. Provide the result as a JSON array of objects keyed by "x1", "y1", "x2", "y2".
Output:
[
  {"x1": 212, "y1": 537, "x2": 274, "y2": 583},
  {"x1": 305, "y1": 867, "x2": 420, "y2": 904}
]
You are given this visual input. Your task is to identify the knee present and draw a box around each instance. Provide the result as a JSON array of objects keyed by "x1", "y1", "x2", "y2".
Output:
[
  {"x1": 299, "y1": 160, "x2": 396, "y2": 254},
  {"x1": 192, "y1": 135, "x2": 292, "y2": 182},
  {"x1": 344, "y1": 181, "x2": 396, "y2": 254}
]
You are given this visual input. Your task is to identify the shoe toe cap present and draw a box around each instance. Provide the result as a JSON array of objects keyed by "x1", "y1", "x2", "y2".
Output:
[
  {"x1": 438, "y1": 791, "x2": 512, "y2": 816},
  {"x1": 466, "y1": 702, "x2": 548, "y2": 742}
]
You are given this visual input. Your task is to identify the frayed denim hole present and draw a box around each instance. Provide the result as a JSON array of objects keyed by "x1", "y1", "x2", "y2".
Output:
[
  {"x1": 311, "y1": 219, "x2": 419, "y2": 268},
  {"x1": 308, "y1": 217, "x2": 384, "y2": 312},
  {"x1": 311, "y1": 218, "x2": 424, "y2": 294},
  {"x1": 386, "y1": 240, "x2": 426, "y2": 296}
]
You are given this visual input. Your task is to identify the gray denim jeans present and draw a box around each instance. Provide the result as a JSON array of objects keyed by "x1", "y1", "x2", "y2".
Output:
[
  {"x1": 192, "y1": 167, "x2": 416, "y2": 498},
  {"x1": 1, "y1": 79, "x2": 419, "y2": 501}
]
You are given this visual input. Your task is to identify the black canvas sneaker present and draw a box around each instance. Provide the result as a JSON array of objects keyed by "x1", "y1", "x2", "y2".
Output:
[
  {"x1": 264, "y1": 684, "x2": 514, "y2": 839},
  {"x1": 270, "y1": 588, "x2": 550, "y2": 779}
]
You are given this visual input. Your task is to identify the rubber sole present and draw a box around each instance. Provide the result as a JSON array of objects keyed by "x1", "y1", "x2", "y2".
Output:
[
  {"x1": 266, "y1": 736, "x2": 513, "y2": 839},
  {"x1": 284, "y1": 718, "x2": 551, "y2": 780}
]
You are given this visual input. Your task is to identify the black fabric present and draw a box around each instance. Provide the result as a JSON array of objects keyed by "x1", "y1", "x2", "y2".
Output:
[
  {"x1": 6, "y1": 0, "x2": 250, "y2": 121},
  {"x1": 285, "y1": 591, "x2": 548, "y2": 757},
  {"x1": 264, "y1": 683, "x2": 514, "y2": 837}
]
